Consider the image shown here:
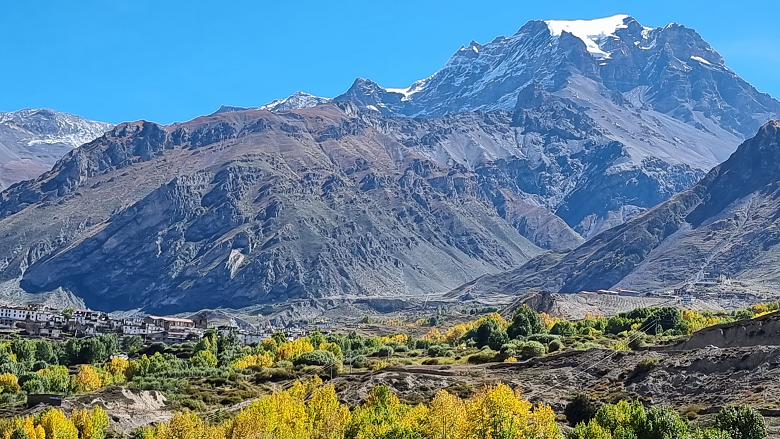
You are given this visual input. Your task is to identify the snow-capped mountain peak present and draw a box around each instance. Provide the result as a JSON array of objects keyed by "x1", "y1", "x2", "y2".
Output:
[
  {"x1": 544, "y1": 14, "x2": 646, "y2": 58},
  {"x1": 0, "y1": 108, "x2": 112, "y2": 189},
  {"x1": 0, "y1": 108, "x2": 112, "y2": 148},
  {"x1": 259, "y1": 91, "x2": 331, "y2": 112}
]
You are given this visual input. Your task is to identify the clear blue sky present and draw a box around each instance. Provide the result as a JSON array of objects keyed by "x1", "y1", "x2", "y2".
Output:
[{"x1": 2, "y1": 0, "x2": 778, "y2": 125}]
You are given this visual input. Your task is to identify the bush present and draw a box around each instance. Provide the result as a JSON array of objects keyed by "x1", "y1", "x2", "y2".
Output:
[
  {"x1": 254, "y1": 367, "x2": 296, "y2": 382},
  {"x1": 716, "y1": 405, "x2": 767, "y2": 439},
  {"x1": 520, "y1": 341, "x2": 546, "y2": 359},
  {"x1": 376, "y1": 345, "x2": 394, "y2": 357},
  {"x1": 427, "y1": 345, "x2": 451, "y2": 358},
  {"x1": 550, "y1": 321, "x2": 577, "y2": 336},
  {"x1": 466, "y1": 348, "x2": 497, "y2": 364},
  {"x1": 347, "y1": 355, "x2": 368, "y2": 368},
  {"x1": 634, "y1": 356, "x2": 659, "y2": 374},
  {"x1": 548, "y1": 339, "x2": 564, "y2": 353},
  {"x1": 421, "y1": 358, "x2": 439, "y2": 366},
  {"x1": 638, "y1": 407, "x2": 690, "y2": 439},
  {"x1": 627, "y1": 331, "x2": 646, "y2": 350},
  {"x1": 273, "y1": 360, "x2": 293, "y2": 370},
  {"x1": 293, "y1": 350, "x2": 337, "y2": 367},
  {"x1": 565, "y1": 393, "x2": 598, "y2": 427},
  {"x1": 527, "y1": 334, "x2": 560, "y2": 345}
]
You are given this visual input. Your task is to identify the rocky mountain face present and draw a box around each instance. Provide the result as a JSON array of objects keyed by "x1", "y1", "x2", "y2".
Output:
[
  {"x1": 332, "y1": 15, "x2": 780, "y2": 237},
  {"x1": 0, "y1": 109, "x2": 112, "y2": 190},
  {"x1": 455, "y1": 120, "x2": 780, "y2": 296},
  {"x1": 334, "y1": 15, "x2": 778, "y2": 138},
  {"x1": 0, "y1": 104, "x2": 549, "y2": 312},
  {"x1": 230, "y1": 17, "x2": 780, "y2": 239}
]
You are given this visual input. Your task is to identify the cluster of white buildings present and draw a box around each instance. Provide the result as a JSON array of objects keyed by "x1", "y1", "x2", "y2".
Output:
[
  {"x1": 0, "y1": 304, "x2": 325, "y2": 345},
  {"x1": 0, "y1": 304, "x2": 209, "y2": 343}
]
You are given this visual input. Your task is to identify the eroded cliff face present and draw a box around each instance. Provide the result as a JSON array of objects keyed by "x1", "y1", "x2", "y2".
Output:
[{"x1": 675, "y1": 312, "x2": 780, "y2": 350}]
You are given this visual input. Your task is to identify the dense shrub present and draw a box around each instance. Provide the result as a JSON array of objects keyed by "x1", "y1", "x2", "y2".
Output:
[
  {"x1": 565, "y1": 393, "x2": 598, "y2": 426},
  {"x1": 466, "y1": 349, "x2": 497, "y2": 364},
  {"x1": 520, "y1": 341, "x2": 546, "y2": 359},
  {"x1": 427, "y1": 345, "x2": 451, "y2": 358},
  {"x1": 550, "y1": 321, "x2": 577, "y2": 336},
  {"x1": 634, "y1": 356, "x2": 659, "y2": 374},
  {"x1": 548, "y1": 339, "x2": 564, "y2": 353},
  {"x1": 716, "y1": 405, "x2": 767, "y2": 439},
  {"x1": 376, "y1": 346, "x2": 394, "y2": 357},
  {"x1": 507, "y1": 305, "x2": 544, "y2": 339},
  {"x1": 527, "y1": 334, "x2": 561, "y2": 345},
  {"x1": 293, "y1": 350, "x2": 337, "y2": 367}
]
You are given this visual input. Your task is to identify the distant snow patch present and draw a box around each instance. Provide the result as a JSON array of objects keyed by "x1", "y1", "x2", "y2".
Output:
[{"x1": 690, "y1": 56, "x2": 712, "y2": 66}]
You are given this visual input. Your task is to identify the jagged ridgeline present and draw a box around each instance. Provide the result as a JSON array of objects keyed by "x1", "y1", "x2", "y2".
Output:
[{"x1": 0, "y1": 15, "x2": 778, "y2": 313}]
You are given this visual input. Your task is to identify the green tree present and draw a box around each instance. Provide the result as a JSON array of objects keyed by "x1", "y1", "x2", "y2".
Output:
[
  {"x1": 565, "y1": 393, "x2": 598, "y2": 427},
  {"x1": 520, "y1": 341, "x2": 547, "y2": 359},
  {"x1": 507, "y1": 305, "x2": 543, "y2": 339},
  {"x1": 308, "y1": 330, "x2": 326, "y2": 350},
  {"x1": 11, "y1": 340, "x2": 36, "y2": 364},
  {"x1": 83, "y1": 338, "x2": 107, "y2": 364},
  {"x1": 273, "y1": 331, "x2": 288, "y2": 345},
  {"x1": 637, "y1": 407, "x2": 690, "y2": 439},
  {"x1": 34, "y1": 341, "x2": 56, "y2": 364},
  {"x1": 97, "y1": 334, "x2": 118, "y2": 358},
  {"x1": 551, "y1": 321, "x2": 577, "y2": 336},
  {"x1": 121, "y1": 335, "x2": 143, "y2": 353},
  {"x1": 190, "y1": 350, "x2": 218, "y2": 368},
  {"x1": 646, "y1": 307, "x2": 682, "y2": 333},
  {"x1": 487, "y1": 330, "x2": 510, "y2": 350},
  {"x1": 715, "y1": 405, "x2": 767, "y2": 439},
  {"x1": 9, "y1": 428, "x2": 30, "y2": 439}
]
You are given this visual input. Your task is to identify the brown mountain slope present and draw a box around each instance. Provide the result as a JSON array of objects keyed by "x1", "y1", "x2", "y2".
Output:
[{"x1": 0, "y1": 104, "x2": 542, "y2": 312}]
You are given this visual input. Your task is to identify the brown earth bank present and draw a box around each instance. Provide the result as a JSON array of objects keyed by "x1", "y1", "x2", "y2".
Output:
[{"x1": 331, "y1": 346, "x2": 780, "y2": 436}]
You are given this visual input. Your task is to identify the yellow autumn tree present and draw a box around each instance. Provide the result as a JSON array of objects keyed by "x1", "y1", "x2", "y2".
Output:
[
  {"x1": 228, "y1": 380, "x2": 310, "y2": 439},
  {"x1": 39, "y1": 409, "x2": 79, "y2": 439},
  {"x1": 232, "y1": 352, "x2": 274, "y2": 370},
  {"x1": 107, "y1": 356, "x2": 130, "y2": 382},
  {"x1": 539, "y1": 313, "x2": 564, "y2": 330},
  {"x1": 465, "y1": 383, "x2": 560, "y2": 439},
  {"x1": 424, "y1": 390, "x2": 469, "y2": 439},
  {"x1": 308, "y1": 382, "x2": 351, "y2": 439},
  {"x1": 149, "y1": 410, "x2": 226, "y2": 439},
  {"x1": 0, "y1": 373, "x2": 20, "y2": 394},
  {"x1": 274, "y1": 338, "x2": 314, "y2": 362},
  {"x1": 0, "y1": 416, "x2": 45, "y2": 439},
  {"x1": 261, "y1": 337, "x2": 278, "y2": 353},
  {"x1": 443, "y1": 324, "x2": 469, "y2": 344},
  {"x1": 380, "y1": 334, "x2": 409, "y2": 345},
  {"x1": 421, "y1": 328, "x2": 442, "y2": 342},
  {"x1": 72, "y1": 365, "x2": 102, "y2": 393},
  {"x1": 72, "y1": 406, "x2": 110, "y2": 439}
]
